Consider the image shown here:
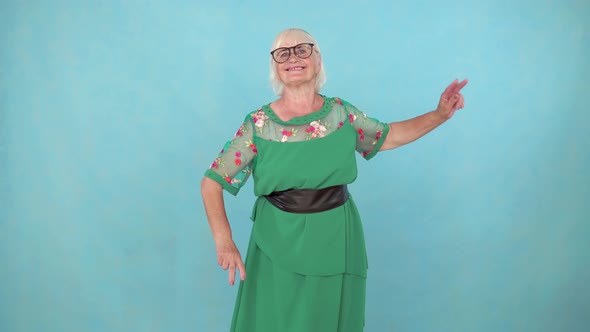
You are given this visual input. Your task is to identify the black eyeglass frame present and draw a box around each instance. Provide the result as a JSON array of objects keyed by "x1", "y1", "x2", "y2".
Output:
[{"x1": 270, "y1": 43, "x2": 315, "y2": 63}]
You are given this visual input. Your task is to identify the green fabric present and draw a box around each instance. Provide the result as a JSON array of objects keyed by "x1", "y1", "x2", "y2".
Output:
[
  {"x1": 204, "y1": 96, "x2": 389, "y2": 196},
  {"x1": 231, "y1": 233, "x2": 366, "y2": 332},
  {"x1": 237, "y1": 121, "x2": 370, "y2": 331},
  {"x1": 204, "y1": 96, "x2": 390, "y2": 331}
]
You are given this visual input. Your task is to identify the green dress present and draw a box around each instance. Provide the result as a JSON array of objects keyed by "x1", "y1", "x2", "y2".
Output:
[{"x1": 205, "y1": 96, "x2": 389, "y2": 332}]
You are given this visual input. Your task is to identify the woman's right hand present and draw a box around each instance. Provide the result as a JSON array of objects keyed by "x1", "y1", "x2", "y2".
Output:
[
  {"x1": 201, "y1": 177, "x2": 246, "y2": 286},
  {"x1": 215, "y1": 238, "x2": 246, "y2": 286}
]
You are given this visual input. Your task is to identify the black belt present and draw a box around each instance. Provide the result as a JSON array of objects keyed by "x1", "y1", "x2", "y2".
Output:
[{"x1": 264, "y1": 185, "x2": 349, "y2": 214}]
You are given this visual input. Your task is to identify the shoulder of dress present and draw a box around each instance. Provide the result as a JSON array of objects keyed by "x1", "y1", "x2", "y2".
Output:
[
  {"x1": 331, "y1": 96, "x2": 344, "y2": 106},
  {"x1": 328, "y1": 96, "x2": 351, "y2": 116},
  {"x1": 332, "y1": 96, "x2": 356, "y2": 106},
  {"x1": 245, "y1": 107, "x2": 268, "y2": 121},
  {"x1": 328, "y1": 96, "x2": 356, "y2": 111},
  {"x1": 248, "y1": 107, "x2": 265, "y2": 116}
]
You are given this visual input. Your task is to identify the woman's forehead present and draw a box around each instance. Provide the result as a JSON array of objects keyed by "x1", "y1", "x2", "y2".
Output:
[{"x1": 276, "y1": 31, "x2": 312, "y2": 48}]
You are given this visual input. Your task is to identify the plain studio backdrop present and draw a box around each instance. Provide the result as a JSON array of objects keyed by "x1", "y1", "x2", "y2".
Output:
[{"x1": 1, "y1": 1, "x2": 589, "y2": 331}]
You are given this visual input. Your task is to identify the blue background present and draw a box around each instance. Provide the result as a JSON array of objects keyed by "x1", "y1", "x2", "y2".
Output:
[{"x1": 1, "y1": 0, "x2": 589, "y2": 331}]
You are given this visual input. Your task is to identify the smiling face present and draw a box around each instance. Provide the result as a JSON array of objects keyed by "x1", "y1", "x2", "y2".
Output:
[{"x1": 271, "y1": 30, "x2": 322, "y2": 92}]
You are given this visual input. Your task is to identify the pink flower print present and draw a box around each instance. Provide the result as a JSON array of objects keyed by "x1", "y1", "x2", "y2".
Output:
[
  {"x1": 335, "y1": 98, "x2": 343, "y2": 105},
  {"x1": 210, "y1": 157, "x2": 222, "y2": 169},
  {"x1": 224, "y1": 175, "x2": 232, "y2": 184},
  {"x1": 251, "y1": 110, "x2": 269, "y2": 129},
  {"x1": 245, "y1": 140, "x2": 257, "y2": 153},
  {"x1": 279, "y1": 128, "x2": 297, "y2": 142},
  {"x1": 362, "y1": 150, "x2": 372, "y2": 157},
  {"x1": 373, "y1": 130, "x2": 382, "y2": 145},
  {"x1": 337, "y1": 121, "x2": 344, "y2": 129},
  {"x1": 235, "y1": 125, "x2": 245, "y2": 137},
  {"x1": 358, "y1": 128, "x2": 365, "y2": 140},
  {"x1": 349, "y1": 114, "x2": 357, "y2": 123},
  {"x1": 234, "y1": 152, "x2": 242, "y2": 165},
  {"x1": 306, "y1": 121, "x2": 327, "y2": 139}
]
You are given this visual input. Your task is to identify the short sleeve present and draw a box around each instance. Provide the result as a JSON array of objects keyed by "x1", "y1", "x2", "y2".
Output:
[
  {"x1": 204, "y1": 116, "x2": 257, "y2": 195},
  {"x1": 340, "y1": 98, "x2": 390, "y2": 160}
]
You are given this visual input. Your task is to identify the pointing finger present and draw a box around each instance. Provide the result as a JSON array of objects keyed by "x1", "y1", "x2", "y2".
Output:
[
  {"x1": 237, "y1": 259, "x2": 247, "y2": 281},
  {"x1": 229, "y1": 266, "x2": 236, "y2": 286},
  {"x1": 442, "y1": 80, "x2": 456, "y2": 98},
  {"x1": 452, "y1": 79, "x2": 468, "y2": 95}
]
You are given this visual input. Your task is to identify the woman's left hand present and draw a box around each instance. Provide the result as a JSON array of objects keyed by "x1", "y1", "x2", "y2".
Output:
[{"x1": 435, "y1": 79, "x2": 468, "y2": 119}]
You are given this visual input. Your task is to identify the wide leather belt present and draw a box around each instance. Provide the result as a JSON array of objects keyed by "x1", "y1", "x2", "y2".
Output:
[{"x1": 264, "y1": 185, "x2": 349, "y2": 214}]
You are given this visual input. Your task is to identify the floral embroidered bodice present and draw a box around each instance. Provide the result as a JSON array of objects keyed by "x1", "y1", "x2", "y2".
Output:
[{"x1": 205, "y1": 95, "x2": 389, "y2": 196}]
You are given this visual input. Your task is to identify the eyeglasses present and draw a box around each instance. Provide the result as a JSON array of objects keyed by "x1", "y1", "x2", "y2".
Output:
[{"x1": 270, "y1": 43, "x2": 315, "y2": 63}]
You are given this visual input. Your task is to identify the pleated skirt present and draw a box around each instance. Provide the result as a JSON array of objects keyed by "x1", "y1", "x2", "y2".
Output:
[{"x1": 230, "y1": 234, "x2": 367, "y2": 332}]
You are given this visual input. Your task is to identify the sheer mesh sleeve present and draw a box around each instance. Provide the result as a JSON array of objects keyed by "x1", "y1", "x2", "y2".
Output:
[
  {"x1": 340, "y1": 98, "x2": 390, "y2": 160},
  {"x1": 204, "y1": 116, "x2": 257, "y2": 195}
]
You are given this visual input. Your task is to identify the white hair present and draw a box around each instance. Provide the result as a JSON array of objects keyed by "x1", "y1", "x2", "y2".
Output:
[{"x1": 269, "y1": 28, "x2": 327, "y2": 96}]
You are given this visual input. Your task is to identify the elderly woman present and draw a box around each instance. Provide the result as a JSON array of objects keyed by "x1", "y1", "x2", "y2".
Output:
[{"x1": 201, "y1": 28, "x2": 467, "y2": 331}]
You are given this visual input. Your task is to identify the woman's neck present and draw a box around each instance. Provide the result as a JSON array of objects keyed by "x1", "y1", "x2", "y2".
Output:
[{"x1": 272, "y1": 87, "x2": 322, "y2": 120}]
